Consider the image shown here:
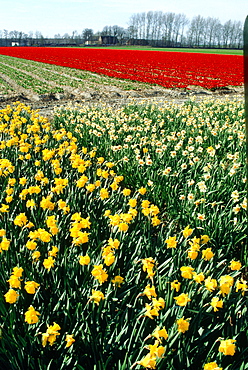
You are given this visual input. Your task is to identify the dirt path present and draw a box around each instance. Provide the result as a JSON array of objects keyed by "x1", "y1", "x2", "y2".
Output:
[
  {"x1": 0, "y1": 70, "x2": 244, "y2": 119},
  {"x1": 25, "y1": 87, "x2": 247, "y2": 118}
]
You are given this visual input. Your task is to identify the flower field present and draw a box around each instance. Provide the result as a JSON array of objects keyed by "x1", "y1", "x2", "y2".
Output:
[
  {"x1": 0, "y1": 47, "x2": 244, "y2": 89},
  {"x1": 0, "y1": 96, "x2": 247, "y2": 369},
  {"x1": 0, "y1": 53, "x2": 150, "y2": 99}
]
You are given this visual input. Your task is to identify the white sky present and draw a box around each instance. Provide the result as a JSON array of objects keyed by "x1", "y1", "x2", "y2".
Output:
[{"x1": 1, "y1": 0, "x2": 248, "y2": 37}]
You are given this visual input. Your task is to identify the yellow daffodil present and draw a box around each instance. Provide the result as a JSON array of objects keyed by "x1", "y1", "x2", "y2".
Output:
[
  {"x1": 202, "y1": 248, "x2": 214, "y2": 261},
  {"x1": 42, "y1": 322, "x2": 61, "y2": 347},
  {"x1": 218, "y1": 339, "x2": 236, "y2": 356},
  {"x1": 24, "y1": 281, "x2": 40, "y2": 294},
  {"x1": 152, "y1": 326, "x2": 168, "y2": 342},
  {"x1": 204, "y1": 362, "x2": 222, "y2": 370},
  {"x1": 182, "y1": 225, "x2": 194, "y2": 238},
  {"x1": 24, "y1": 306, "x2": 40, "y2": 324},
  {"x1": 210, "y1": 297, "x2": 223, "y2": 312},
  {"x1": 111, "y1": 275, "x2": 124, "y2": 287},
  {"x1": 229, "y1": 260, "x2": 242, "y2": 270},
  {"x1": 4, "y1": 289, "x2": 19, "y2": 304},
  {"x1": 171, "y1": 280, "x2": 181, "y2": 292},
  {"x1": 65, "y1": 334, "x2": 75, "y2": 348},
  {"x1": 177, "y1": 317, "x2": 190, "y2": 333},
  {"x1": 174, "y1": 293, "x2": 191, "y2": 306},
  {"x1": 91, "y1": 264, "x2": 108, "y2": 284},
  {"x1": 79, "y1": 255, "x2": 91, "y2": 265},
  {"x1": 165, "y1": 236, "x2": 177, "y2": 248},
  {"x1": 43, "y1": 257, "x2": 55, "y2": 271},
  {"x1": 205, "y1": 277, "x2": 217, "y2": 292},
  {"x1": 180, "y1": 266, "x2": 194, "y2": 279},
  {"x1": 90, "y1": 289, "x2": 105, "y2": 305},
  {"x1": 143, "y1": 284, "x2": 157, "y2": 300}
]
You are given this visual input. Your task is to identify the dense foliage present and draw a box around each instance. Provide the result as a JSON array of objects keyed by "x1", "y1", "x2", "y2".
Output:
[{"x1": 0, "y1": 99, "x2": 247, "y2": 370}]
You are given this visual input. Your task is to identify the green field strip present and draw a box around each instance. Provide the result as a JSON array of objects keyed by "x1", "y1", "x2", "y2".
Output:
[
  {"x1": 31, "y1": 60, "x2": 150, "y2": 90},
  {"x1": 0, "y1": 76, "x2": 15, "y2": 94},
  {"x1": 0, "y1": 54, "x2": 151, "y2": 91},
  {"x1": 0, "y1": 58, "x2": 70, "y2": 91},
  {"x1": 0, "y1": 57, "x2": 83, "y2": 89},
  {"x1": 0, "y1": 55, "x2": 100, "y2": 90},
  {"x1": 50, "y1": 64, "x2": 151, "y2": 89},
  {"x1": 87, "y1": 46, "x2": 243, "y2": 55},
  {"x1": 0, "y1": 55, "x2": 79, "y2": 90},
  {"x1": 0, "y1": 62, "x2": 65, "y2": 95}
]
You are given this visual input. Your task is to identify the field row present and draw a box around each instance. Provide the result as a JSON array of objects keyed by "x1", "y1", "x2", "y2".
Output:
[
  {"x1": 98, "y1": 46, "x2": 243, "y2": 55},
  {"x1": 0, "y1": 98, "x2": 246, "y2": 369},
  {"x1": 0, "y1": 54, "x2": 150, "y2": 97},
  {"x1": 0, "y1": 47, "x2": 244, "y2": 89}
]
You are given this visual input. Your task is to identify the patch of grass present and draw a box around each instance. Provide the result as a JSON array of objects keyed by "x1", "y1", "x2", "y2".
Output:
[
  {"x1": 0, "y1": 54, "x2": 153, "y2": 94},
  {"x1": 85, "y1": 46, "x2": 243, "y2": 55}
]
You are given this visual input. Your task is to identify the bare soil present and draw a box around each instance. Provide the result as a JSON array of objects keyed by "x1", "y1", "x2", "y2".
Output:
[{"x1": 0, "y1": 80, "x2": 244, "y2": 119}]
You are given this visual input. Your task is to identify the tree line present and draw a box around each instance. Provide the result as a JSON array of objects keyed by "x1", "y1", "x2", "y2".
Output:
[
  {"x1": 125, "y1": 12, "x2": 243, "y2": 48},
  {"x1": 0, "y1": 11, "x2": 244, "y2": 48}
]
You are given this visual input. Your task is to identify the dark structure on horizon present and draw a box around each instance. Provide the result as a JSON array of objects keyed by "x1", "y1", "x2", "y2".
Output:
[{"x1": 0, "y1": 11, "x2": 244, "y2": 49}]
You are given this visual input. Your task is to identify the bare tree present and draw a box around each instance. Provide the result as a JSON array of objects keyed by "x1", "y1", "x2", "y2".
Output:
[
  {"x1": 221, "y1": 20, "x2": 233, "y2": 47},
  {"x1": 127, "y1": 14, "x2": 139, "y2": 40},
  {"x1": 101, "y1": 26, "x2": 112, "y2": 36},
  {"x1": 162, "y1": 12, "x2": 176, "y2": 46},
  {"x1": 173, "y1": 13, "x2": 189, "y2": 45},
  {"x1": 229, "y1": 20, "x2": 243, "y2": 48},
  {"x1": 187, "y1": 15, "x2": 206, "y2": 47},
  {"x1": 0, "y1": 11, "x2": 243, "y2": 49},
  {"x1": 146, "y1": 11, "x2": 154, "y2": 40},
  {"x1": 3, "y1": 29, "x2": 8, "y2": 39},
  {"x1": 35, "y1": 31, "x2": 43, "y2": 39},
  {"x1": 150, "y1": 11, "x2": 163, "y2": 44},
  {"x1": 82, "y1": 28, "x2": 94, "y2": 43},
  {"x1": 202, "y1": 17, "x2": 222, "y2": 47},
  {"x1": 234, "y1": 21, "x2": 243, "y2": 48},
  {"x1": 137, "y1": 12, "x2": 146, "y2": 39},
  {"x1": 62, "y1": 33, "x2": 71, "y2": 39},
  {"x1": 112, "y1": 25, "x2": 126, "y2": 43},
  {"x1": 127, "y1": 11, "x2": 188, "y2": 47},
  {"x1": 18, "y1": 31, "x2": 25, "y2": 42},
  {"x1": 72, "y1": 30, "x2": 79, "y2": 39}
]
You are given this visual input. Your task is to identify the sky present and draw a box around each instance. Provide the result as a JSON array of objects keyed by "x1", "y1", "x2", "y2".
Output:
[{"x1": 1, "y1": 0, "x2": 248, "y2": 38}]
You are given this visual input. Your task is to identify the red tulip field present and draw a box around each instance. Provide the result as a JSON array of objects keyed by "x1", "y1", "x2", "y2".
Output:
[{"x1": 0, "y1": 47, "x2": 244, "y2": 89}]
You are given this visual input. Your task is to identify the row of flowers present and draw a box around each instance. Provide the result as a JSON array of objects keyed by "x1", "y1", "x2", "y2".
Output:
[
  {"x1": 0, "y1": 47, "x2": 244, "y2": 89},
  {"x1": 0, "y1": 101, "x2": 246, "y2": 369}
]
